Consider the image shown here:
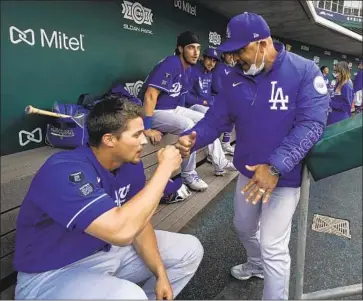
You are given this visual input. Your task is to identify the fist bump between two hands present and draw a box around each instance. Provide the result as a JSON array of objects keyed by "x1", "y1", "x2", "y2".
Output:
[{"x1": 157, "y1": 131, "x2": 197, "y2": 173}]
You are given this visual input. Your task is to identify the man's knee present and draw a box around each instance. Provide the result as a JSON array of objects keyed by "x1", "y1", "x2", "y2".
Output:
[
  {"x1": 182, "y1": 119, "x2": 196, "y2": 131},
  {"x1": 154, "y1": 115, "x2": 195, "y2": 133},
  {"x1": 178, "y1": 234, "x2": 204, "y2": 270},
  {"x1": 233, "y1": 216, "x2": 259, "y2": 239},
  {"x1": 109, "y1": 280, "x2": 148, "y2": 300},
  {"x1": 260, "y1": 235, "x2": 289, "y2": 262}
]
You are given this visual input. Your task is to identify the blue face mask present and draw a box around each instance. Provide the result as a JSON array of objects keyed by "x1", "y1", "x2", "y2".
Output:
[{"x1": 244, "y1": 42, "x2": 265, "y2": 76}]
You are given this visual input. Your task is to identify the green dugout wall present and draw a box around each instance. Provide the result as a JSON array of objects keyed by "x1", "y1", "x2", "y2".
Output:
[{"x1": 1, "y1": 0, "x2": 362, "y2": 155}]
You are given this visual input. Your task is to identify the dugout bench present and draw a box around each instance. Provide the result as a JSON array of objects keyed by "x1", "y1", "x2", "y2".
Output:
[{"x1": 0, "y1": 132, "x2": 238, "y2": 299}]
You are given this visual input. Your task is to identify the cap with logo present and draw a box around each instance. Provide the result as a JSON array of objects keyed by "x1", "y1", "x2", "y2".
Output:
[
  {"x1": 203, "y1": 48, "x2": 220, "y2": 61},
  {"x1": 217, "y1": 12, "x2": 271, "y2": 53}
]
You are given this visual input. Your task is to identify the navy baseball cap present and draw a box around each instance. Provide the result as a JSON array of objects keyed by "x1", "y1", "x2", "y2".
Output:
[
  {"x1": 203, "y1": 48, "x2": 220, "y2": 61},
  {"x1": 218, "y1": 12, "x2": 271, "y2": 53}
]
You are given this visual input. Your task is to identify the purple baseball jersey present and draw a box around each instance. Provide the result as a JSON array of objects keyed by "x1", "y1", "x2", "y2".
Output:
[
  {"x1": 14, "y1": 145, "x2": 145, "y2": 273},
  {"x1": 353, "y1": 70, "x2": 362, "y2": 93},
  {"x1": 185, "y1": 62, "x2": 215, "y2": 107},
  {"x1": 184, "y1": 43, "x2": 331, "y2": 188},
  {"x1": 138, "y1": 55, "x2": 190, "y2": 110}
]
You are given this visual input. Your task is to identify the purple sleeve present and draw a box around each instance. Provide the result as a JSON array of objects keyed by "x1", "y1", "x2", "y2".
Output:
[
  {"x1": 182, "y1": 92, "x2": 233, "y2": 150},
  {"x1": 146, "y1": 58, "x2": 174, "y2": 93},
  {"x1": 268, "y1": 63, "x2": 330, "y2": 176},
  {"x1": 353, "y1": 71, "x2": 363, "y2": 92},
  {"x1": 185, "y1": 92, "x2": 203, "y2": 106},
  {"x1": 341, "y1": 82, "x2": 354, "y2": 106},
  {"x1": 32, "y1": 163, "x2": 115, "y2": 231}
]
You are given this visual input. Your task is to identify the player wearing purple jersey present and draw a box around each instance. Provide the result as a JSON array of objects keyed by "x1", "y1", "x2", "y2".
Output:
[
  {"x1": 176, "y1": 13, "x2": 330, "y2": 300},
  {"x1": 353, "y1": 60, "x2": 363, "y2": 113},
  {"x1": 186, "y1": 47, "x2": 235, "y2": 156},
  {"x1": 14, "y1": 95, "x2": 203, "y2": 300},
  {"x1": 139, "y1": 31, "x2": 235, "y2": 190}
]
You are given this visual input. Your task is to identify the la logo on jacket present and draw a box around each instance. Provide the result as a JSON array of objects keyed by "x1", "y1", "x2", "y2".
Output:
[{"x1": 269, "y1": 81, "x2": 289, "y2": 110}]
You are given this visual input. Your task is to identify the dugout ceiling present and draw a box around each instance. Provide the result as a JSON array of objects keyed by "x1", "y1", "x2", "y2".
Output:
[{"x1": 195, "y1": 0, "x2": 362, "y2": 57}]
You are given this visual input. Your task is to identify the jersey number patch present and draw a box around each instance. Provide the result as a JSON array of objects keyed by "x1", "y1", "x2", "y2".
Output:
[{"x1": 269, "y1": 81, "x2": 289, "y2": 111}]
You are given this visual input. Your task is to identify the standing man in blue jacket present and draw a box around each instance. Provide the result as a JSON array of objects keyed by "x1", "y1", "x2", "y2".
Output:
[{"x1": 176, "y1": 13, "x2": 330, "y2": 300}]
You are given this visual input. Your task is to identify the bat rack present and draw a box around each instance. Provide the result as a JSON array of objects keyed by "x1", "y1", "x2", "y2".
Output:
[{"x1": 294, "y1": 165, "x2": 362, "y2": 299}]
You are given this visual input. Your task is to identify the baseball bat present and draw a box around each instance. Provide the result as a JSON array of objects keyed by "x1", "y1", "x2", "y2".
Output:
[{"x1": 25, "y1": 105, "x2": 72, "y2": 118}]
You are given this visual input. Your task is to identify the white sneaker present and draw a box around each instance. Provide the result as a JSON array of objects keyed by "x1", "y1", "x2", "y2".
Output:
[
  {"x1": 231, "y1": 262, "x2": 264, "y2": 280},
  {"x1": 215, "y1": 160, "x2": 237, "y2": 176},
  {"x1": 222, "y1": 142, "x2": 235, "y2": 155},
  {"x1": 183, "y1": 175, "x2": 208, "y2": 192},
  {"x1": 161, "y1": 184, "x2": 192, "y2": 204}
]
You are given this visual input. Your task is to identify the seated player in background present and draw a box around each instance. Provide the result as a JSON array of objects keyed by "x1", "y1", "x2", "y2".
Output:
[
  {"x1": 13, "y1": 95, "x2": 203, "y2": 300},
  {"x1": 353, "y1": 60, "x2": 362, "y2": 114},
  {"x1": 186, "y1": 47, "x2": 235, "y2": 155},
  {"x1": 320, "y1": 65, "x2": 330, "y2": 86},
  {"x1": 139, "y1": 31, "x2": 235, "y2": 187}
]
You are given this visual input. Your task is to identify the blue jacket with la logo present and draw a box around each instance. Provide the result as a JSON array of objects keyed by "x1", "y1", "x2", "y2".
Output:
[{"x1": 187, "y1": 43, "x2": 330, "y2": 187}]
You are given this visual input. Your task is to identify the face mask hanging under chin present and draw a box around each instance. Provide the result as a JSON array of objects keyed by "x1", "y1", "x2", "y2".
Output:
[{"x1": 244, "y1": 43, "x2": 265, "y2": 76}]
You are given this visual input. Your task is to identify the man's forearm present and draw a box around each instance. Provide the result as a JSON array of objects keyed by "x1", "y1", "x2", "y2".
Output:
[
  {"x1": 144, "y1": 94, "x2": 158, "y2": 117},
  {"x1": 133, "y1": 222, "x2": 167, "y2": 278},
  {"x1": 268, "y1": 120, "x2": 325, "y2": 176},
  {"x1": 117, "y1": 165, "x2": 172, "y2": 240}
]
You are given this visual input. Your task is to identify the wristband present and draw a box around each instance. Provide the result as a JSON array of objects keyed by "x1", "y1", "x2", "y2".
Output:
[{"x1": 143, "y1": 116, "x2": 152, "y2": 130}]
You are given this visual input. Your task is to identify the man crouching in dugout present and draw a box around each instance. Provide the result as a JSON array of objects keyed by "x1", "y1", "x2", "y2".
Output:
[
  {"x1": 176, "y1": 12, "x2": 330, "y2": 300},
  {"x1": 13, "y1": 95, "x2": 203, "y2": 300}
]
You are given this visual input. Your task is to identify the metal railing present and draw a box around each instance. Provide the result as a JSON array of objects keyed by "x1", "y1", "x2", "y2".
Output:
[
  {"x1": 313, "y1": 0, "x2": 362, "y2": 17},
  {"x1": 294, "y1": 165, "x2": 363, "y2": 300}
]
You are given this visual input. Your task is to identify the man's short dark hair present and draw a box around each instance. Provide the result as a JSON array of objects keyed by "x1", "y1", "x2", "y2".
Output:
[
  {"x1": 320, "y1": 66, "x2": 328, "y2": 73},
  {"x1": 86, "y1": 94, "x2": 144, "y2": 147}
]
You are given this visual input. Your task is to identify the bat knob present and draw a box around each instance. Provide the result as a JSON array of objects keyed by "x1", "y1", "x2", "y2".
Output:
[{"x1": 25, "y1": 105, "x2": 33, "y2": 114}]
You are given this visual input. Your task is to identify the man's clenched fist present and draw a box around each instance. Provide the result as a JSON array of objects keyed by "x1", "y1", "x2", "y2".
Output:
[{"x1": 175, "y1": 131, "x2": 197, "y2": 158}]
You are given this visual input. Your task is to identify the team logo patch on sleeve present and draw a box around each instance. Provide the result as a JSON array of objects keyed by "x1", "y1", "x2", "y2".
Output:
[
  {"x1": 79, "y1": 183, "x2": 94, "y2": 196},
  {"x1": 69, "y1": 171, "x2": 85, "y2": 183},
  {"x1": 313, "y1": 76, "x2": 328, "y2": 95}
]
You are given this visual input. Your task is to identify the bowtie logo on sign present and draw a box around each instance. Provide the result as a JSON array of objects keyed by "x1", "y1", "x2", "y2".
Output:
[
  {"x1": 125, "y1": 80, "x2": 144, "y2": 97},
  {"x1": 19, "y1": 128, "x2": 42, "y2": 146},
  {"x1": 121, "y1": 1, "x2": 153, "y2": 35},
  {"x1": 9, "y1": 26, "x2": 85, "y2": 51},
  {"x1": 209, "y1": 31, "x2": 221, "y2": 46},
  {"x1": 9, "y1": 26, "x2": 35, "y2": 46},
  {"x1": 269, "y1": 81, "x2": 289, "y2": 111},
  {"x1": 115, "y1": 184, "x2": 131, "y2": 206}
]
